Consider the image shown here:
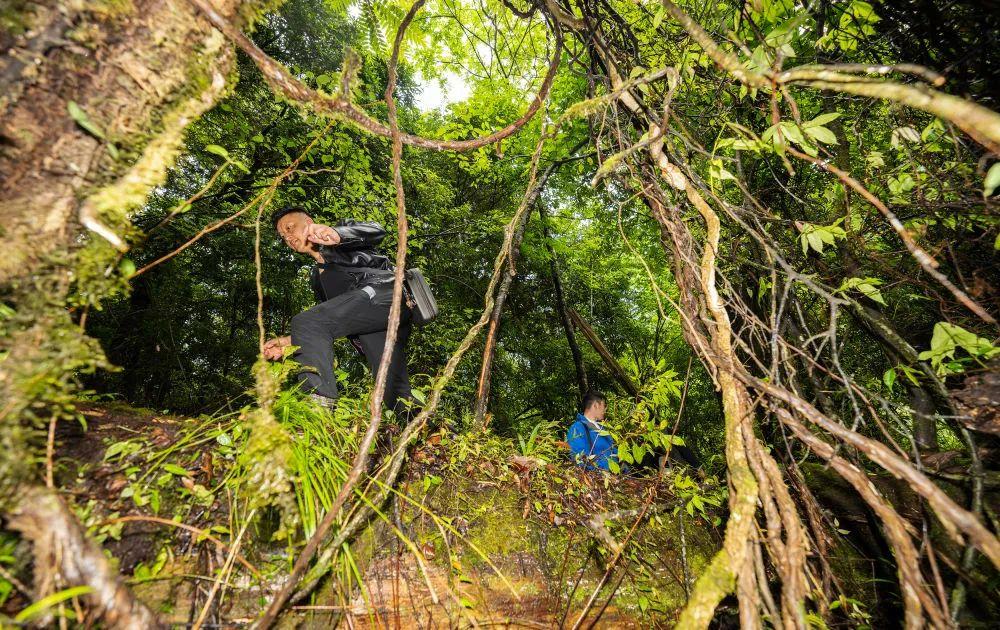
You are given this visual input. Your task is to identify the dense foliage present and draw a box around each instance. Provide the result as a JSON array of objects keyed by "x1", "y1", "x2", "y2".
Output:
[
  {"x1": 2, "y1": 0, "x2": 1000, "y2": 626},
  {"x1": 83, "y1": 0, "x2": 719, "y2": 453}
]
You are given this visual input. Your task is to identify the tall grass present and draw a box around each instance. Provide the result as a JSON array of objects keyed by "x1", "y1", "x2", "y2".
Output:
[{"x1": 270, "y1": 387, "x2": 362, "y2": 537}]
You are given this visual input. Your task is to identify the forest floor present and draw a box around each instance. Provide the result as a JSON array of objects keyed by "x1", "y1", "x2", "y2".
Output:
[{"x1": 7, "y1": 401, "x2": 724, "y2": 628}]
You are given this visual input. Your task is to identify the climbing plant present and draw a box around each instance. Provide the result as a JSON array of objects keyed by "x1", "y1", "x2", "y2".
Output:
[{"x1": 2, "y1": 0, "x2": 999, "y2": 627}]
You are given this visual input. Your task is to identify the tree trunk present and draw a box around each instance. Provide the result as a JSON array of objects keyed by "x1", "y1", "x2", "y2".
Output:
[
  {"x1": 0, "y1": 0, "x2": 264, "y2": 624},
  {"x1": 473, "y1": 164, "x2": 559, "y2": 427},
  {"x1": 908, "y1": 385, "x2": 939, "y2": 452},
  {"x1": 568, "y1": 308, "x2": 639, "y2": 398},
  {"x1": 472, "y1": 218, "x2": 529, "y2": 427},
  {"x1": 0, "y1": 0, "x2": 251, "y2": 283},
  {"x1": 538, "y1": 203, "x2": 589, "y2": 397}
]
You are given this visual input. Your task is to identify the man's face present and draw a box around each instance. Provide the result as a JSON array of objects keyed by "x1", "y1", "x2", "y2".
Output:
[
  {"x1": 276, "y1": 212, "x2": 314, "y2": 254},
  {"x1": 587, "y1": 400, "x2": 607, "y2": 421}
]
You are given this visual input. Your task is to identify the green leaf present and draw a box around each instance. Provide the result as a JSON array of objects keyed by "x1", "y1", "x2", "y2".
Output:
[
  {"x1": 119, "y1": 258, "x2": 136, "y2": 277},
  {"x1": 780, "y1": 122, "x2": 804, "y2": 146},
  {"x1": 709, "y1": 159, "x2": 736, "y2": 181},
  {"x1": 632, "y1": 442, "x2": 644, "y2": 464},
  {"x1": 15, "y1": 586, "x2": 94, "y2": 622},
  {"x1": 205, "y1": 144, "x2": 229, "y2": 159},
  {"x1": 191, "y1": 484, "x2": 214, "y2": 505},
  {"x1": 162, "y1": 463, "x2": 191, "y2": 477},
  {"x1": 133, "y1": 562, "x2": 151, "y2": 581},
  {"x1": 866, "y1": 151, "x2": 885, "y2": 168},
  {"x1": 899, "y1": 365, "x2": 921, "y2": 386},
  {"x1": 131, "y1": 486, "x2": 148, "y2": 507},
  {"x1": 888, "y1": 173, "x2": 915, "y2": 198},
  {"x1": 67, "y1": 101, "x2": 105, "y2": 140},
  {"x1": 638, "y1": 595, "x2": 650, "y2": 613},
  {"x1": 983, "y1": 162, "x2": 1000, "y2": 197},
  {"x1": 883, "y1": 368, "x2": 896, "y2": 392},
  {"x1": 858, "y1": 283, "x2": 886, "y2": 305},
  {"x1": 104, "y1": 440, "x2": 140, "y2": 461},
  {"x1": 921, "y1": 119, "x2": 945, "y2": 142},
  {"x1": 838, "y1": 277, "x2": 886, "y2": 305},
  {"x1": 628, "y1": 65, "x2": 647, "y2": 80},
  {"x1": 805, "y1": 125, "x2": 837, "y2": 144},
  {"x1": 805, "y1": 112, "x2": 841, "y2": 127},
  {"x1": 806, "y1": 231, "x2": 824, "y2": 253},
  {"x1": 918, "y1": 322, "x2": 1000, "y2": 375},
  {"x1": 652, "y1": 7, "x2": 665, "y2": 29},
  {"x1": 730, "y1": 138, "x2": 760, "y2": 151}
]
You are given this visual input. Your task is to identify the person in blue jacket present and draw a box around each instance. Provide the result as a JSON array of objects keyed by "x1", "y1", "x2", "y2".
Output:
[{"x1": 567, "y1": 390, "x2": 621, "y2": 472}]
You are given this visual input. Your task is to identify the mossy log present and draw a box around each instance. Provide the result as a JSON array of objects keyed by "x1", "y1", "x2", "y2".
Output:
[{"x1": 0, "y1": 0, "x2": 275, "y2": 625}]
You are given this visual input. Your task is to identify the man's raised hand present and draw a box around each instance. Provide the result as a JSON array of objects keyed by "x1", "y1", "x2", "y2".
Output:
[
  {"x1": 305, "y1": 223, "x2": 341, "y2": 246},
  {"x1": 263, "y1": 336, "x2": 291, "y2": 361}
]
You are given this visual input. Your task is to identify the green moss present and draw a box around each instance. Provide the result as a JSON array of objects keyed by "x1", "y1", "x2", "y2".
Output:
[
  {"x1": 72, "y1": 28, "x2": 234, "y2": 307},
  {"x1": 87, "y1": 0, "x2": 136, "y2": 19},
  {"x1": 0, "y1": 0, "x2": 35, "y2": 37},
  {"x1": 1, "y1": 1, "x2": 277, "y2": 513},
  {"x1": 401, "y1": 465, "x2": 719, "y2": 625},
  {"x1": 0, "y1": 295, "x2": 110, "y2": 511}
]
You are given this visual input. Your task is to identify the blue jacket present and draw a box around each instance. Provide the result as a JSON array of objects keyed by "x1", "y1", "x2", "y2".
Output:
[{"x1": 567, "y1": 413, "x2": 618, "y2": 471}]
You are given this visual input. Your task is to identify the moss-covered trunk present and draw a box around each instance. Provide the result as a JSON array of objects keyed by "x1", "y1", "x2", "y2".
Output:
[{"x1": 0, "y1": 0, "x2": 271, "y2": 624}]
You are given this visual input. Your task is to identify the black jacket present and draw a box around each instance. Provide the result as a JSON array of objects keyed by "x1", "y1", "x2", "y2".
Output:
[{"x1": 309, "y1": 219, "x2": 396, "y2": 303}]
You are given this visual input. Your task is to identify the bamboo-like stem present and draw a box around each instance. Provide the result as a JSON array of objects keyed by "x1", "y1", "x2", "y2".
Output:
[
  {"x1": 540, "y1": 203, "x2": 590, "y2": 397},
  {"x1": 569, "y1": 308, "x2": 640, "y2": 397},
  {"x1": 473, "y1": 163, "x2": 558, "y2": 427}
]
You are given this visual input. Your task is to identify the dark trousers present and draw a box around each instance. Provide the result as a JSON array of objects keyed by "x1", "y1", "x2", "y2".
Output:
[{"x1": 290, "y1": 284, "x2": 413, "y2": 414}]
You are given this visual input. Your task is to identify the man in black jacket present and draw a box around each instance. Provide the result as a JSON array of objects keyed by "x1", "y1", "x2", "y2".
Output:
[{"x1": 262, "y1": 206, "x2": 414, "y2": 415}]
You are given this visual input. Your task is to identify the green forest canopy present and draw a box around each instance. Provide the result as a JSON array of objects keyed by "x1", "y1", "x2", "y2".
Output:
[{"x1": 1, "y1": 0, "x2": 1000, "y2": 626}]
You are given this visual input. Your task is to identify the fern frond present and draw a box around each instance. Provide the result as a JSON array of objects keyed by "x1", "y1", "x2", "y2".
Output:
[{"x1": 360, "y1": 0, "x2": 388, "y2": 59}]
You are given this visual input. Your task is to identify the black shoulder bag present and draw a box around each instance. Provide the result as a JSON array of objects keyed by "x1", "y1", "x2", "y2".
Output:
[{"x1": 403, "y1": 268, "x2": 438, "y2": 325}]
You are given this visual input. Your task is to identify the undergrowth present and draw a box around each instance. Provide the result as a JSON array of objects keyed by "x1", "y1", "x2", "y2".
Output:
[{"x1": 1, "y1": 378, "x2": 726, "y2": 625}]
